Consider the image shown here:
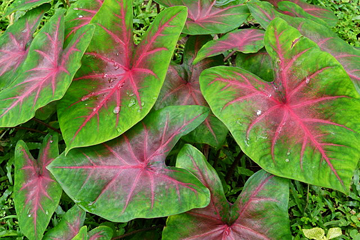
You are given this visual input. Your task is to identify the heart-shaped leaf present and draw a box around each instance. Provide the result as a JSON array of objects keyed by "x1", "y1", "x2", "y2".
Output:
[
  {"x1": 57, "y1": 1, "x2": 187, "y2": 152},
  {"x1": 0, "y1": 5, "x2": 48, "y2": 90},
  {"x1": 248, "y1": 1, "x2": 360, "y2": 94},
  {"x1": 88, "y1": 226, "x2": 113, "y2": 240},
  {"x1": 49, "y1": 106, "x2": 210, "y2": 222},
  {"x1": 73, "y1": 226, "x2": 88, "y2": 240},
  {"x1": 43, "y1": 205, "x2": 86, "y2": 240},
  {"x1": 5, "y1": 0, "x2": 51, "y2": 15},
  {"x1": 65, "y1": 0, "x2": 104, "y2": 41},
  {"x1": 155, "y1": 0, "x2": 249, "y2": 35},
  {"x1": 163, "y1": 144, "x2": 291, "y2": 239},
  {"x1": 155, "y1": 36, "x2": 228, "y2": 148},
  {"x1": 200, "y1": 18, "x2": 360, "y2": 193},
  {"x1": 264, "y1": 0, "x2": 337, "y2": 27},
  {"x1": 0, "y1": 10, "x2": 95, "y2": 127},
  {"x1": 14, "y1": 134, "x2": 62, "y2": 240},
  {"x1": 194, "y1": 29, "x2": 265, "y2": 64}
]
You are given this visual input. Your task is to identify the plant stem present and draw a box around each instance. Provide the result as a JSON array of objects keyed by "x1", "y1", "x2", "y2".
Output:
[
  {"x1": 33, "y1": 118, "x2": 61, "y2": 134},
  {"x1": 225, "y1": 151, "x2": 243, "y2": 183},
  {"x1": 112, "y1": 225, "x2": 163, "y2": 239},
  {"x1": 224, "y1": 50, "x2": 237, "y2": 62},
  {"x1": 14, "y1": 127, "x2": 46, "y2": 134}
]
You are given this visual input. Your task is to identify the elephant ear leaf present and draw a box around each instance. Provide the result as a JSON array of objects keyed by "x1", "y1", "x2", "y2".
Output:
[
  {"x1": 200, "y1": 17, "x2": 360, "y2": 193},
  {"x1": 88, "y1": 226, "x2": 113, "y2": 240},
  {"x1": 0, "y1": 5, "x2": 48, "y2": 90},
  {"x1": 43, "y1": 205, "x2": 86, "y2": 240},
  {"x1": 65, "y1": 0, "x2": 105, "y2": 42},
  {"x1": 14, "y1": 134, "x2": 62, "y2": 240},
  {"x1": 155, "y1": 35, "x2": 228, "y2": 148},
  {"x1": 0, "y1": 10, "x2": 95, "y2": 127},
  {"x1": 265, "y1": 0, "x2": 337, "y2": 27},
  {"x1": 193, "y1": 29, "x2": 265, "y2": 64},
  {"x1": 57, "y1": 1, "x2": 188, "y2": 152},
  {"x1": 49, "y1": 106, "x2": 210, "y2": 222},
  {"x1": 5, "y1": 0, "x2": 51, "y2": 15},
  {"x1": 162, "y1": 144, "x2": 291, "y2": 240},
  {"x1": 154, "y1": 0, "x2": 249, "y2": 35}
]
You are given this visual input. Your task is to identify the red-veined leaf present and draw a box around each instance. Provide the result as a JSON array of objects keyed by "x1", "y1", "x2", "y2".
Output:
[
  {"x1": 200, "y1": 18, "x2": 360, "y2": 193},
  {"x1": 155, "y1": 36, "x2": 228, "y2": 148},
  {"x1": 155, "y1": 0, "x2": 249, "y2": 35},
  {"x1": 14, "y1": 134, "x2": 62, "y2": 240},
  {"x1": 235, "y1": 49, "x2": 274, "y2": 82},
  {"x1": 65, "y1": 0, "x2": 104, "y2": 42},
  {"x1": 194, "y1": 29, "x2": 265, "y2": 64},
  {"x1": 264, "y1": 0, "x2": 337, "y2": 27},
  {"x1": 72, "y1": 226, "x2": 88, "y2": 240},
  {"x1": 49, "y1": 106, "x2": 210, "y2": 222},
  {"x1": 0, "y1": 5, "x2": 48, "y2": 90},
  {"x1": 5, "y1": 0, "x2": 51, "y2": 15},
  {"x1": 0, "y1": 10, "x2": 95, "y2": 127},
  {"x1": 58, "y1": 1, "x2": 187, "y2": 152},
  {"x1": 88, "y1": 226, "x2": 113, "y2": 240},
  {"x1": 43, "y1": 205, "x2": 86, "y2": 240},
  {"x1": 163, "y1": 144, "x2": 291, "y2": 240},
  {"x1": 248, "y1": 1, "x2": 360, "y2": 93}
]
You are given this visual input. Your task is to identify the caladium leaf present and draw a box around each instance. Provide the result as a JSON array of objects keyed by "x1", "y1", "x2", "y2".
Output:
[
  {"x1": 0, "y1": 10, "x2": 95, "y2": 127},
  {"x1": 163, "y1": 144, "x2": 291, "y2": 239},
  {"x1": 235, "y1": 49, "x2": 274, "y2": 82},
  {"x1": 73, "y1": 226, "x2": 88, "y2": 240},
  {"x1": 49, "y1": 106, "x2": 210, "y2": 222},
  {"x1": 155, "y1": 36, "x2": 227, "y2": 148},
  {"x1": 193, "y1": 29, "x2": 265, "y2": 64},
  {"x1": 200, "y1": 18, "x2": 360, "y2": 193},
  {"x1": 0, "y1": 5, "x2": 48, "y2": 90},
  {"x1": 5, "y1": 0, "x2": 51, "y2": 15},
  {"x1": 88, "y1": 226, "x2": 113, "y2": 240},
  {"x1": 43, "y1": 205, "x2": 86, "y2": 240},
  {"x1": 264, "y1": 0, "x2": 337, "y2": 27},
  {"x1": 65, "y1": 0, "x2": 104, "y2": 42},
  {"x1": 14, "y1": 134, "x2": 62, "y2": 240},
  {"x1": 154, "y1": 0, "x2": 249, "y2": 35},
  {"x1": 57, "y1": 2, "x2": 187, "y2": 152},
  {"x1": 247, "y1": 1, "x2": 360, "y2": 94}
]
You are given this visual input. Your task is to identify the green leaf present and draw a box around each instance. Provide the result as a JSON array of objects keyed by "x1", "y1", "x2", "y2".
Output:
[
  {"x1": 200, "y1": 18, "x2": 360, "y2": 193},
  {"x1": 5, "y1": 0, "x2": 51, "y2": 15},
  {"x1": 14, "y1": 134, "x2": 62, "y2": 240},
  {"x1": 0, "y1": 10, "x2": 95, "y2": 127},
  {"x1": 72, "y1": 226, "x2": 88, "y2": 240},
  {"x1": 58, "y1": 1, "x2": 188, "y2": 152},
  {"x1": 303, "y1": 228, "x2": 325, "y2": 240},
  {"x1": 43, "y1": 205, "x2": 86, "y2": 240},
  {"x1": 163, "y1": 144, "x2": 291, "y2": 239},
  {"x1": 327, "y1": 227, "x2": 342, "y2": 239},
  {"x1": 88, "y1": 226, "x2": 113, "y2": 240},
  {"x1": 49, "y1": 106, "x2": 210, "y2": 222}
]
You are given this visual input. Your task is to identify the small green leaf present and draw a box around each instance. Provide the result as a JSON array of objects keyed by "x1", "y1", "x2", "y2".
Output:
[{"x1": 303, "y1": 228, "x2": 325, "y2": 240}]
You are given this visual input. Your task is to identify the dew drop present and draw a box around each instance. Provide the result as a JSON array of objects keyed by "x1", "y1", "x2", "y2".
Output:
[
  {"x1": 305, "y1": 77, "x2": 310, "y2": 84},
  {"x1": 114, "y1": 65, "x2": 119, "y2": 70},
  {"x1": 74, "y1": 7, "x2": 79, "y2": 10},
  {"x1": 285, "y1": 158, "x2": 290, "y2": 162},
  {"x1": 78, "y1": 15, "x2": 83, "y2": 18},
  {"x1": 116, "y1": 53, "x2": 119, "y2": 56},
  {"x1": 81, "y1": 96, "x2": 88, "y2": 101},
  {"x1": 236, "y1": 119, "x2": 242, "y2": 125},
  {"x1": 128, "y1": 99, "x2": 136, "y2": 107},
  {"x1": 93, "y1": 108, "x2": 97, "y2": 112},
  {"x1": 50, "y1": 140, "x2": 53, "y2": 144},
  {"x1": 116, "y1": 127, "x2": 122, "y2": 132},
  {"x1": 256, "y1": 110, "x2": 262, "y2": 116},
  {"x1": 287, "y1": 151, "x2": 291, "y2": 156},
  {"x1": 28, "y1": 214, "x2": 31, "y2": 217},
  {"x1": 141, "y1": 102, "x2": 145, "y2": 107},
  {"x1": 113, "y1": 106, "x2": 120, "y2": 114},
  {"x1": 45, "y1": 210, "x2": 49, "y2": 215},
  {"x1": 244, "y1": 138, "x2": 250, "y2": 147},
  {"x1": 103, "y1": 73, "x2": 108, "y2": 78},
  {"x1": 267, "y1": 93, "x2": 272, "y2": 98}
]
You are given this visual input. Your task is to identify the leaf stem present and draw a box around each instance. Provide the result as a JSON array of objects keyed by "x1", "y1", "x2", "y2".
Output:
[
  {"x1": 225, "y1": 151, "x2": 244, "y2": 183},
  {"x1": 32, "y1": 118, "x2": 61, "y2": 134}
]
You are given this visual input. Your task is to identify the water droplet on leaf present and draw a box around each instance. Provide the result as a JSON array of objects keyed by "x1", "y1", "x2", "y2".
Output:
[
  {"x1": 256, "y1": 110, "x2": 262, "y2": 116},
  {"x1": 285, "y1": 159, "x2": 290, "y2": 162},
  {"x1": 79, "y1": 15, "x2": 83, "y2": 18},
  {"x1": 305, "y1": 77, "x2": 310, "y2": 84},
  {"x1": 113, "y1": 106, "x2": 120, "y2": 114}
]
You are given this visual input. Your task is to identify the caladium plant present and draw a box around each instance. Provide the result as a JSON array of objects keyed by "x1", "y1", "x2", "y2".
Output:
[
  {"x1": 154, "y1": 0, "x2": 249, "y2": 35},
  {"x1": 163, "y1": 144, "x2": 291, "y2": 239},
  {"x1": 49, "y1": 106, "x2": 210, "y2": 222},
  {"x1": 0, "y1": 5, "x2": 48, "y2": 90},
  {"x1": 155, "y1": 35, "x2": 228, "y2": 148},
  {"x1": 200, "y1": 17, "x2": 360, "y2": 193},
  {"x1": 0, "y1": 10, "x2": 94, "y2": 127},
  {"x1": 88, "y1": 226, "x2": 113, "y2": 240},
  {"x1": 57, "y1": 1, "x2": 188, "y2": 152},
  {"x1": 14, "y1": 134, "x2": 62, "y2": 240}
]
